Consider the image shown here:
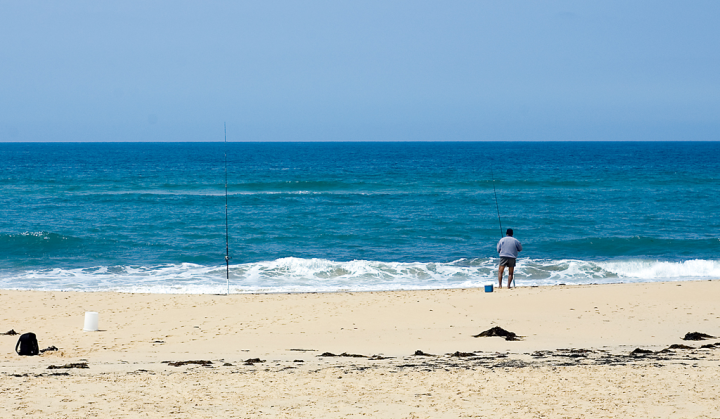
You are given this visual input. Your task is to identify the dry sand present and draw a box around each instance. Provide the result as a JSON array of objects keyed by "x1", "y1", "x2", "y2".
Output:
[{"x1": 1, "y1": 280, "x2": 719, "y2": 418}]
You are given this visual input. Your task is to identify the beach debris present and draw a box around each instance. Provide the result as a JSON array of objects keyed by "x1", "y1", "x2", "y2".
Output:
[
  {"x1": 244, "y1": 358, "x2": 265, "y2": 365},
  {"x1": 163, "y1": 360, "x2": 213, "y2": 367},
  {"x1": 413, "y1": 350, "x2": 434, "y2": 356},
  {"x1": 339, "y1": 352, "x2": 365, "y2": 358},
  {"x1": 369, "y1": 354, "x2": 391, "y2": 360},
  {"x1": 667, "y1": 344, "x2": 694, "y2": 350},
  {"x1": 682, "y1": 332, "x2": 715, "y2": 341},
  {"x1": 47, "y1": 362, "x2": 88, "y2": 370},
  {"x1": 40, "y1": 346, "x2": 58, "y2": 353},
  {"x1": 450, "y1": 351, "x2": 476, "y2": 357},
  {"x1": 557, "y1": 348, "x2": 593, "y2": 353},
  {"x1": 152, "y1": 340, "x2": 165, "y2": 344},
  {"x1": 493, "y1": 359, "x2": 529, "y2": 368},
  {"x1": 2, "y1": 329, "x2": 18, "y2": 335},
  {"x1": 293, "y1": 359, "x2": 304, "y2": 363},
  {"x1": 473, "y1": 326, "x2": 521, "y2": 341},
  {"x1": 288, "y1": 348, "x2": 316, "y2": 352},
  {"x1": 554, "y1": 348, "x2": 593, "y2": 358},
  {"x1": 630, "y1": 348, "x2": 654, "y2": 356},
  {"x1": 14, "y1": 372, "x2": 69, "y2": 378},
  {"x1": 317, "y1": 352, "x2": 366, "y2": 358}
]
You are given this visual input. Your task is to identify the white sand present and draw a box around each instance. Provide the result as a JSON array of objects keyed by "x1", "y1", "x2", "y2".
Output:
[{"x1": 1, "y1": 281, "x2": 719, "y2": 417}]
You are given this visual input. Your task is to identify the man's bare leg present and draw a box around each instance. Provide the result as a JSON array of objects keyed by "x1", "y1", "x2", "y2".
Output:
[
  {"x1": 507, "y1": 266, "x2": 514, "y2": 289},
  {"x1": 498, "y1": 265, "x2": 505, "y2": 289}
]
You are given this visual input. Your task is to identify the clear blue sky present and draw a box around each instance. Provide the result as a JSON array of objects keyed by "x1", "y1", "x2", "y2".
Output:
[{"x1": 1, "y1": 1, "x2": 719, "y2": 142}]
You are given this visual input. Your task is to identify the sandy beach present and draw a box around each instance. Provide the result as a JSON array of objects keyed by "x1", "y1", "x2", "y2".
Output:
[{"x1": 2, "y1": 281, "x2": 719, "y2": 418}]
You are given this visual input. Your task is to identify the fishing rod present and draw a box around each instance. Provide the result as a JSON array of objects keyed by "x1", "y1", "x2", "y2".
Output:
[
  {"x1": 224, "y1": 122, "x2": 230, "y2": 295},
  {"x1": 491, "y1": 166, "x2": 514, "y2": 288},
  {"x1": 490, "y1": 167, "x2": 503, "y2": 238}
]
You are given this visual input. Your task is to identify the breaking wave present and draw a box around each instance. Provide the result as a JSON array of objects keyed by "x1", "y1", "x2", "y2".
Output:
[{"x1": 0, "y1": 257, "x2": 718, "y2": 294}]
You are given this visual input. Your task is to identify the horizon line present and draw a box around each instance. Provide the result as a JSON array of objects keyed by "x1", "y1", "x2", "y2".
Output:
[{"x1": 2, "y1": 140, "x2": 719, "y2": 144}]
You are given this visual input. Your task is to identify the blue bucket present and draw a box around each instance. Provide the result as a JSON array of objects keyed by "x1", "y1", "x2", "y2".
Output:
[{"x1": 484, "y1": 284, "x2": 493, "y2": 293}]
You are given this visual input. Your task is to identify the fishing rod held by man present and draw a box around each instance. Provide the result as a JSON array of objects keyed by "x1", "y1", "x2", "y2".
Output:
[{"x1": 497, "y1": 228, "x2": 522, "y2": 289}]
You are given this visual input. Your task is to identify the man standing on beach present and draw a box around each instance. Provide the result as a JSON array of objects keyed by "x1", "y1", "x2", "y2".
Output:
[{"x1": 497, "y1": 228, "x2": 522, "y2": 289}]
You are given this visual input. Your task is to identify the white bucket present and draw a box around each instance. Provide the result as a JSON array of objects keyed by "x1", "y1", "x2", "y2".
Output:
[{"x1": 83, "y1": 312, "x2": 99, "y2": 331}]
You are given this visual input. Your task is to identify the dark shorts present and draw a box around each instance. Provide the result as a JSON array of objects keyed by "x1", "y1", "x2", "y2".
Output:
[{"x1": 499, "y1": 257, "x2": 516, "y2": 267}]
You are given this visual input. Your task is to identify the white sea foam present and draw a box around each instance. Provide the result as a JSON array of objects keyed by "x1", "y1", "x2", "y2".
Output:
[
  {"x1": 597, "y1": 259, "x2": 720, "y2": 279},
  {"x1": 1, "y1": 257, "x2": 718, "y2": 294}
]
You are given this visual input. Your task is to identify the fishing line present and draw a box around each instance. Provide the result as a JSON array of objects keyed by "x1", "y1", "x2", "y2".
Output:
[
  {"x1": 491, "y1": 167, "x2": 503, "y2": 238},
  {"x1": 224, "y1": 122, "x2": 230, "y2": 295},
  {"x1": 491, "y1": 166, "x2": 514, "y2": 287}
]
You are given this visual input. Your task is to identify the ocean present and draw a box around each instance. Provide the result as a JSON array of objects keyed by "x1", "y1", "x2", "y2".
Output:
[{"x1": 1, "y1": 142, "x2": 718, "y2": 293}]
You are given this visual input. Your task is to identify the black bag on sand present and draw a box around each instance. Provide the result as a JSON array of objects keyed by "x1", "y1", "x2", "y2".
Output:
[{"x1": 15, "y1": 332, "x2": 39, "y2": 356}]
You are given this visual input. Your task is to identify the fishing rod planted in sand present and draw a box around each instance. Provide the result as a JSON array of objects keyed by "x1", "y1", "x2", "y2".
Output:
[
  {"x1": 224, "y1": 122, "x2": 230, "y2": 295},
  {"x1": 491, "y1": 167, "x2": 514, "y2": 288}
]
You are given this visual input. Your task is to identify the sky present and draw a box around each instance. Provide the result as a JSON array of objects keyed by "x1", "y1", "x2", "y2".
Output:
[{"x1": 1, "y1": 1, "x2": 719, "y2": 142}]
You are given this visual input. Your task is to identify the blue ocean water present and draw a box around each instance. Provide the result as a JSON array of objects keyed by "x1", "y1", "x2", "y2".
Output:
[{"x1": 1, "y1": 142, "x2": 718, "y2": 293}]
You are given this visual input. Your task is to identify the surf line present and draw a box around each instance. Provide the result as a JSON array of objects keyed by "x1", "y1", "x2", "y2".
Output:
[{"x1": 224, "y1": 122, "x2": 230, "y2": 295}]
